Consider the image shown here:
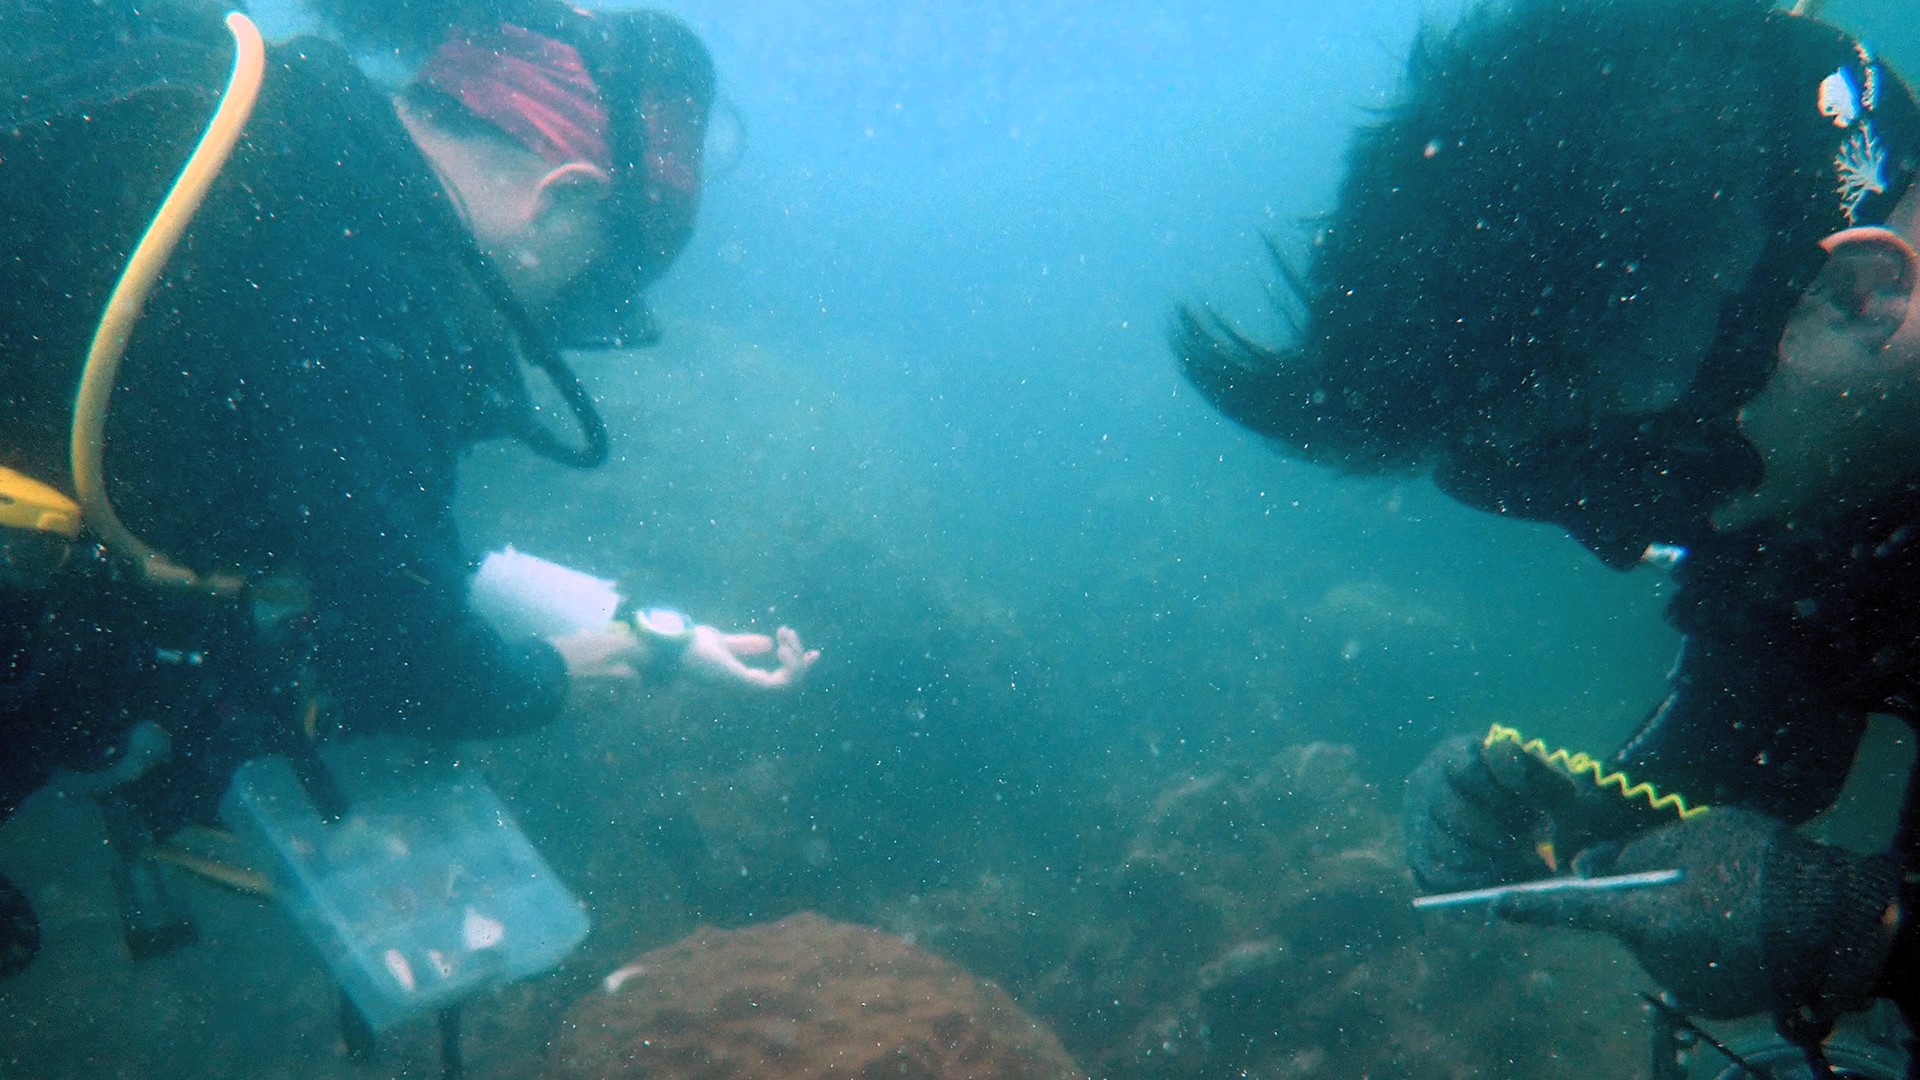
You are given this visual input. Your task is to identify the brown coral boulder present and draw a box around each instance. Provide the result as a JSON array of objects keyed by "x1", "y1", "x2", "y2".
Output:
[{"x1": 542, "y1": 912, "x2": 1086, "y2": 1080}]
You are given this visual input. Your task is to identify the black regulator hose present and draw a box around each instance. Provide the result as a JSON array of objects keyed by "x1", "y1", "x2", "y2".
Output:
[
  {"x1": 454, "y1": 229, "x2": 611, "y2": 471},
  {"x1": 513, "y1": 323, "x2": 612, "y2": 470}
]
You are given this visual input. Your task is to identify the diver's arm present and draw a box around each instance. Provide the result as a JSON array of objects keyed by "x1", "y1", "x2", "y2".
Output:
[
  {"x1": 1608, "y1": 634, "x2": 1868, "y2": 826},
  {"x1": 292, "y1": 476, "x2": 572, "y2": 742},
  {"x1": 548, "y1": 617, "x2": 820, "y2": 688},
  {"x1": 263, "y1": 320, "x2": 570, "y2": 742}
]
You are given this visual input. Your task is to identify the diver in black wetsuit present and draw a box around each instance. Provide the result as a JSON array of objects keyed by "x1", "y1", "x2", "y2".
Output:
[
  {"x1": 1177, "y1": 0, "x2": 1920, "y2": 1054},
  {"x1": 0, "y1": 1, "x2": 813, "y2": 978}
]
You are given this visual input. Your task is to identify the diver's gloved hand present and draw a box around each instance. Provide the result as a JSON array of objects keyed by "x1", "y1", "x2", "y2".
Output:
[
  {"x1": 0, "y1": 872, "x2": 39, "y2": 979},
  {"x1": 1498, "y1": 808, "x2": 1901, "y2": 1021},
  {"x1": 1403, "y1": 733, "x2": 1585, "y2": 893}
]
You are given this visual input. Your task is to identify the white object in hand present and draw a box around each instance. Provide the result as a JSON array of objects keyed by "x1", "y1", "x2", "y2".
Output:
[{"x1": 470, "y1": 546, "x2": 621, "y2": 639}]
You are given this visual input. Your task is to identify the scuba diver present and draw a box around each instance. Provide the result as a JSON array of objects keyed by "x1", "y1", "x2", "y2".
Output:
[
  {"x1": 1176, "y1": 0, "x2": 1920, "y2": 1068},
  {"x1": 0, "y1": 0, "x2": 815, "y2": 978}
]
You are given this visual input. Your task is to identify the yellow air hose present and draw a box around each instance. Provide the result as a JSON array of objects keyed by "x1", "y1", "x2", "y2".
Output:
[{"x1": 71, "y1": 12, "x2": 264, "y2": 595}]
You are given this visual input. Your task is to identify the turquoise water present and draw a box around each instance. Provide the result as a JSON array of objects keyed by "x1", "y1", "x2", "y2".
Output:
[{"x1": 2, "y1": 1, "x2": 1915, "y2": 1076}]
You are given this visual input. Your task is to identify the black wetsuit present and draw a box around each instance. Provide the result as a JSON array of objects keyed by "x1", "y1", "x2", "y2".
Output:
[
  {"x1": 1611, "y1": 494, "x2": 1920, "y2": 824},
  {"x1": 1587, "y1": 491, "x2": 1920, "y2": 1015},
  {"x1": 0, "y1": 30, "x2": 569, "y2": 830}
]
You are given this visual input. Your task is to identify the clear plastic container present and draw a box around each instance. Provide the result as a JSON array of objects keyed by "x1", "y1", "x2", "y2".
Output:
[{"x1": 220, "y1": 754, "x2": 590, "y2": 1031}]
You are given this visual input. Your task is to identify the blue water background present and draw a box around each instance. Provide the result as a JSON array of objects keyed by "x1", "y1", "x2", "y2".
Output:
[
  {"x1": 644, "y1": 0, "x2": 1679, "y2": 765},
  {"x1": 8, "y1": 1, "x2": 1917, "y2": 1074}
]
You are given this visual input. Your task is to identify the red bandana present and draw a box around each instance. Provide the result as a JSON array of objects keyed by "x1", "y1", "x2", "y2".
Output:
[{"x1": 418, "y1": 22, "x2": 612, "y2": 174}]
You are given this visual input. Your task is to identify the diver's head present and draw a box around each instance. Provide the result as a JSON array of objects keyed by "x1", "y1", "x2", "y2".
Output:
[
  {"x1": 1712, "y1": 181, "x2": 1920, "y2": 530},
  {"x1": 547, "y1": 9, "x2": 716, "y2": 349},
  {"x1": 395, "y1": 8, "x2": 716, "y2": 347},
  {"x1": 1179, "y1": 0, "x2": 1919, "y2": 562},
  {"x1": 397, "y1": 23, "x2": 616, "y2": 315}
]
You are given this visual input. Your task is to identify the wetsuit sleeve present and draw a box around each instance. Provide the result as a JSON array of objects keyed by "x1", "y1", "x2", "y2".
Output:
[
  {"x1": 1607, "y1": 634, "x2": 1869, "y2": 827},
  {"x1": 255, "y1": 279, "x2": 570, "y2": 743},
  {"x1": 279, "y1": 374, "x2": 570, "y2": 741}
]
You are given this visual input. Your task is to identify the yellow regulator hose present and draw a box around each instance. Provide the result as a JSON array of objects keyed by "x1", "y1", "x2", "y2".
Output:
[{"x1": 72, "y1": 12, "x2": 264, "y2": 595}]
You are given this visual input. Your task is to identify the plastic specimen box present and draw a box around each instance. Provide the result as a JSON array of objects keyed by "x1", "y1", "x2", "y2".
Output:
[{"x1": 220, "y1": 753, "x2": 589, "y2": 1031}]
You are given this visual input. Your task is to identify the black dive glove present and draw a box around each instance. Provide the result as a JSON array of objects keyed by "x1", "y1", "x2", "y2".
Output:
[
  {"x1": 1498, "y1": 808, "x2": 1901, "y2": 1022},
  {"x1": 1403, "y1": 733, "x2": 1592, "y2": 893}
]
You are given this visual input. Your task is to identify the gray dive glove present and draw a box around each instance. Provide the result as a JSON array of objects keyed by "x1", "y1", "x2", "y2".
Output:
[
  {"x1": 1498, "y1": 808, "x2": 1901, "y2": 1022},
  {"x1": 1402, "y1": 733, "x2": 1590, "y2": 893}
]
